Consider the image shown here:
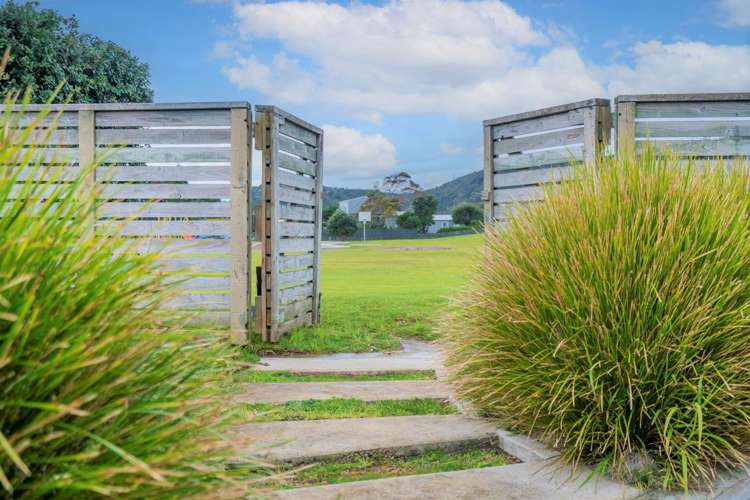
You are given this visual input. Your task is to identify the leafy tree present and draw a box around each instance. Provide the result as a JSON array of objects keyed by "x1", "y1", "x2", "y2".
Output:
[
  {"x1": 413, "y1": 195, "x2": 438, "y2": 232},
  {"x1": 361, "y1": 191, "x2": 400, "y2": 227},
  {"x1": 326, "y1": 209, "x2": 358, "y2": 237},
  {"x1": 451, "y1": 202, "x2": 483, "y2": 226},
  {"x1": 0, "y1": 1, "x2": 153, "y2": 102},
  {"x1": 396, "y1": 210, "x2": 421, "y2": 230},
  {"x1": 322, "y1": 204, "x2": 338, "y2": 223}
]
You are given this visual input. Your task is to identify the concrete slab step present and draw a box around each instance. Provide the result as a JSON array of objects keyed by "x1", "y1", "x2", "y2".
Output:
[
  {"x1": 255, "y1": 340, "x2": 439, "y2": 374},
  {"x1": 234, "y1": 415, "x2": 496, "y2": 464},
  {"x1": 238, "y1": 380, "x2": 452, "y2": 404},
  {"x1": 268, "y1": 461, "x2": 641, "y2": 500}
]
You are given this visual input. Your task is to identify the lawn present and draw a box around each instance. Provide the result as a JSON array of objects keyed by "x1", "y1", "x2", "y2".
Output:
[{"x1": 248, "y1": 233, "x2": 482, "y2": 355}]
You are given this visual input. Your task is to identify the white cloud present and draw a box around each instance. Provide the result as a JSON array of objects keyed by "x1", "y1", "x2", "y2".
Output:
[
  {"x1": 439, "y1": 143, "x2": 464, "y2": 156},
  {"x1": 605, "y1": 41, "x2": 750, "y2": 95},
  {"x1": 720, "y1": 0, "x2": 750, "y2": 26},
  {"x1": 321, "y1": 125, "x2": 397, "y2": 180},
  {"x1": 351, "y1": 110, "x2": 384, "y2": 124}
]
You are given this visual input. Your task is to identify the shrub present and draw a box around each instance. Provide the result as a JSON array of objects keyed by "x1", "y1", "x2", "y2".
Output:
[
  {"x1": 0, "y1": 97, "x2": 243, "y2": 496},
  {"x1": 450, "y1": 202, "x2": 483, "y2": 226},
  {"x1": 443, "y1": 148, "x2": 750, "y2": 492},
  {"x1": 326, "y1": 209, "x2": 358, "y2": 237},
  {"x1": 397, "y1": 210, "x2": 421, "y2": 229},
  {"x1": 437, "y1": 225, "x2": 472, "y2": 233},
  {"x1": 413, "y1": 195, "x2": 437, "y2": 232}
]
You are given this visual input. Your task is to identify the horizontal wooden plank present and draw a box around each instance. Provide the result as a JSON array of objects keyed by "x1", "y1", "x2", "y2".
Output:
[
  {"x1": 14, "y1": 128, "x2": 78, "y2": 145},
  {"x1": 96, "y1": 165, "x2": 230, "y2": 182},
  {"x1": 494, "y1": 146, "x2": 583, "y2": 170},
  {"x1": 14, "y1": 147, "x2": 78, "y2": 163},
  {"x1": 277, "y1": 313, "x2": 313, "y2": 335},
  {"x1": 279, "y1": 221, "x2": 315, "y2": 238},
  {"x1": 279, "y1": 203, "x2": 315, "y2": 222},
  {"x1": 491, "y1": 108, "x2": 585, "y2": 140},
  {"x1": 279, "y1": 135, "x2": 318, "y2": 161},
  {"x1": 99, "y1": 183, "x2": 229, "y2": 200},
  {"x1": 96, "y1": 110, "x2": 231, "y2": 127},
  {"x1": 98, "y1": 146, "x2": 230, "y2": 164},
  {"x1": 494, "y1": 126, "x2": 583, "y2": 155},
  {"x1": 278, "y1": 298, "x2": 313, "y2": 323},
  {"x1": 493, "y1": 202, "x2": 532, "y2": 220},
  {"x1": 278, "y1": 170, "x2": 316, "y2": 191},
  {"x1": 493, "y1": 165, "x2": 573, "y2": 189},
  {"x1": 158, "y1": 255, "x2": 231, "y2": 273},
  {"x1": 182, "y1": 311, "x2": 230, "y2": 325},
  {"x1": 128, "y1": 238, "x2": 230, "y2": 255},
  {"x1": 484, "y1": 99, "x2": 608, "y2": 127},
  {"x1": 619, "y1": 93, "x2": 750, "y2": 103},
  {"x1": 278, "y1": 238, "x2": 315, "y2": 254},
  {"x1": 99, "y1": 201, "x2": 230, "y2": 218},
  {"x1": 11, "y1": 166, "x2": 81, "y2": 181},
  {"x1": 279, "y1": 252, "x2": 314, "y2": 270},
  {"x1": 636, "y1": 138, "x2": 750, "y2": 156},
  {"x1": 98, "y1": 219, "x2": 230, "y2": 237},
  {"x1": 494, "y1": 185, "x2": 546, "y2": 203},
  {"x1": 635, "y1": 120, "x2": 750, "y2": 138},
  {"x1": 278, "y1": 152, "x2": 316, "y2": 176},
  {"x1": 635, "y1": 101, "x2": 750, "y2": 119},
  {"x1": 16, "y1": 111, "x2": 78, "y2": 127},
  {"x1": 279, "y1": 268, "x2": 314, "y2": 288},
  {"x1": 278, "y1": 185, "x2": 315, "y2": 206},
  {"x1": 97, "y1": 127, "x2": 230, "y2": 145},
  {"x1": 278, "y1": 118, "x2": 319, "y2": 147},
  {"x1": 164, "y1": 293, "x2": 230, "y2": 310},
  {"x1": 280, "y1": 283, "x2": 313, "y2": 304},
  {"x1": 170, "y1": 276, "x2": 231, "y2": 291}
]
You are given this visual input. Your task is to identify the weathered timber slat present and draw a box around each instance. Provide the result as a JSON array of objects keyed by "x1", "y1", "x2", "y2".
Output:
[
  {"x1": 278, "y1": 170, "x2": 316, "y2": 191},
  {"x1": 97, "y1": 127, "x2": 230, "y2": 145},
  {"x1": 279, "y1": 135, "x2": 318, "y2": 161},
  {"x1": 493, "y1": 126, "x2": 583, "y2": 155},
  {"x1": 279, "y1": 221, "x2": 315, "y2": 238},
  {"x1": 278, "y1": 185, "x2": 315, "y2": 206},
  {"x1": 279, "y1": 283, "x2": 313, "y2": 304},
  {"x1": 493, "y1": 146, "x2": 583, "y2": 170},
  {"x1": 634, "y1": 101, "x2": 750, "y2": 119},
  {"x1": 98, "y1": 146, "x2": 230, "y2": 164},
  {"x1": 492, "y1": 165, "x2": 573, "y2": 189},
  {"x1": 95, "y1": 109, "x2": 231, "y2": 127},
  {"x1": 164, "y1": 293, "x2": 230, "y2": 310},
  {"x1": 279, "y1": 298, "x2": 313, "y2": 323},
  {"x1": 278, "y1": 152, "x2": 316, "y2": 176},
  {"x1": 96, "y1": 165, "x2": 230, "y2": 182},
  {"x1": 279, "y1": 203, "x2": 315, "y2": 222},
  {"x1": 279, "y1": 268, "x2": 314, "y2": 288},
  {"x1": 636, "y1": 138, "x2": 750, "y2": 156},
  {"x1": 98, "y1": 219, "x2": 230, "y2": 237},
  {"x1": 159, "y1": 256, "x2": 231, "y2": 273},
  {"x1": 634, "y1": 120, "x2": 750, "y2": 138},
  {"x1": 279, "y1": 252, "x2": 314, "y2": 270},
  {"x1": 99, "y1": 183, "x2": 229, "y2": 200},
  {"x1": 98, "y1": 201, "x2": 230, "y2": 218}
]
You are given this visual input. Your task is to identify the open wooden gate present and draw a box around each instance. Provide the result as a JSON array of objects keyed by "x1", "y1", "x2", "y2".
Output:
[{"x1": 254, "y1": 106, "x2": 324, "y2": 342}]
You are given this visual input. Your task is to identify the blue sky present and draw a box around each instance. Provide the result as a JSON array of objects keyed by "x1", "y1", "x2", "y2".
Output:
[{"x1": 36, "y1": 0, "x2": 750, "y2": 188}]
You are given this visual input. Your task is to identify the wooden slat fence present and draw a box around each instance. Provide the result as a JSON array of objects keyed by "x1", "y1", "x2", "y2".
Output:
[
  {"x1": 255, "y1": 106, "x2": 323, "y2": 342},
  {"x1": 10, "y1": 102, "x2": 253, "y2": 343},
  {"x1": 483, "y1": 98, "x2": 611, "y2": 224}
]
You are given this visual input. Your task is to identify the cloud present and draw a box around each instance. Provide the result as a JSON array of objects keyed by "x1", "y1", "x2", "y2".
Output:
[
  {"x1": 321, "y1": 125, "x2": 397, "y2": 181},
  {"x1": 439, "y1": 143, "x2": 464, "y2": 156},
  {"x1": 720, "y1": 0, "x2": 750, "y2": 26},
  {"x1": 605, "y1": 41, "x2": 750, "y2": 95}
]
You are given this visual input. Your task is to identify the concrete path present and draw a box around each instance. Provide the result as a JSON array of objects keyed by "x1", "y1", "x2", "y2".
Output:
[
  {"x1": 234, "y1": 415, "x2": 496, "y2": 464},
  {"x1": 237, "y1": 380, "x2": 452, "y2": 404},
  {"x1": 269, "y1": 460, "x2": 641, "y2": 500},
  {"x1": 255, "y1": 340, "x2": 439, "y2": 374}
]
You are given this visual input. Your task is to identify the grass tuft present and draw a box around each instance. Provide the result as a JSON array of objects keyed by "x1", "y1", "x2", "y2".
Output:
[
  {"x1": 443, "y1": 147, "x2": 750, "y2": 491},
  {"x1": 244, "y1": 398, "x2": 456, "y2": 422}
]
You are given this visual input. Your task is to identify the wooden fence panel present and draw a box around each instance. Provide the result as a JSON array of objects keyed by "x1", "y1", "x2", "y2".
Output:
[
  {"x1": 255, "y1": 106, "x2": 323, "y2": 342},
  {"x1": 9, "y1": 103, "x2": 253, "y2": 342},
  {"x1": 616, "y1": 93, "x2": 750, "y2": 163},
  {"x1": 483, "y1": 98, "x2": 611, "y2": 224}
]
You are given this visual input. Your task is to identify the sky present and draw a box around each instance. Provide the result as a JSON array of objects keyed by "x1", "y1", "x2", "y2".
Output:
[{"x1": 34, "y1": 0, "x2": 750, "y2": 189}]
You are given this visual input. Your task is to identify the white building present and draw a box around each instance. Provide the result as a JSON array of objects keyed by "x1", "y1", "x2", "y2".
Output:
[
  {"x1": 427, "y1": 214, "x2": 454, "y2": 233},
  {"x1": 338, "y1": 196, "x2": 368, "y2": 215}
]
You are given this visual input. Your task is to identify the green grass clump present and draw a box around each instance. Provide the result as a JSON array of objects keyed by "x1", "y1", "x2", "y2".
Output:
[
  {"x1": 0, "y1": 97, "x2": 243, "y2": 495},
  {"x1": 443, "y1": 148, "x2": 750, "y2": 491},
  {"x1": 245, "y1": 398, "x2": 455, "y2": 422}
]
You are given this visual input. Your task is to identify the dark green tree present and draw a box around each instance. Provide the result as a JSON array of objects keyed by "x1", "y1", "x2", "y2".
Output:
[
  {"x1": 322, "y1": 204, "x2": 338, "y2": 223},
  {"x1": 326, "y1": 210, "x2": 358, "y2": 237},
  {"x1": 451, "y1": 202, "x2": 483, "y2": 226},
  {"x1": 0, "y1": 1, "x2": 153, "y2": 102},
  {"x1": 413, "y1": 195, "x2": 438, "y2": 232},
  {"x1": 396, "y1": 210, "x2": 420, "y2": 230}
]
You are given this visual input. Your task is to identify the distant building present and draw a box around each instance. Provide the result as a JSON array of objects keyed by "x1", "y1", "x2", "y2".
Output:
[
  {"x1": 338, "y1": 196, "x2": 368, "y2": 215},
  {"x1": 427, "y1": 214, "x2": 454, "y2": 233}
]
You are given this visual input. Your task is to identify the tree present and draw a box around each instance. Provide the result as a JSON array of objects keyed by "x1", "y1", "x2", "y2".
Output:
[
  {"x1": 361, "y1": 191, "x2": 400, "y2": 227},
  {"x1": 413, "y1": 195, "x2": 438, "y2": 232},
  {"x1": 322, "y1": 204, "x2": 338, "y2": 223},
  {"x1": 0, "y1": 1, "x2": 153, "y2": 102},
  {"x1": 326, "y1": 210, "x2": 358, "y2": 237},
  {"x1": 396, "y1": 211, "x2": 421, "y2": 230},
  {"x1": 451, "y1": 202, "x2": 483, "y2": 226}
]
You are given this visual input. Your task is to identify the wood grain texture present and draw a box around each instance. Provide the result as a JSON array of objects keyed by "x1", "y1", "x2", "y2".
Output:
[
  {"x1": 490, "y1": 108, "x2": 585, "y2": 140},
  {"x1": 635, "y1": 120, "x2": 750, "y2": 138},
  {"x1": 278, "y1": 170, "x2": 316, "y2": 191},
  {"x1": 634, "y1": 101, "x2": 750, "y2": 118},
  {"x1": 279, "y1": 252, "x2": 314, "y2": 270},
  {"x1": 483, "y1": 125, "x2": 494, "y2": 226},
  {"x1": 159, "y1": 255, "x2": 231, "y2": 273},
  {"x1": 97, "y1": 127, "x2": 230, "y2": 145},
  {"x1": 98, "y1": 146, "x2": 230, "y2": 164},
  {"x1": 279, "y1": 135, "x2": 317, "y2": 161},
  {"x1": 96, "y1": 109, "x2": 231, "y2": 127},
  {"x1": 99, "y1": 183, "x2": 229, "y2": 200},
  {"x1": 483, "y1": 98, "x2": 609, "y2": 127},
  {"x1": 636, "y1": 138, "x2": 750, "y2": 156},
  {"x1": 98, "y1": 201, "x2": 230, "y2": 218},
  {"x1": 280, "y1": 283, "x2": 313, "y2": 304},
  {"x1": 96, "y1": 165, "x2": 230, "y2": 182},
  {"x1": 165, "y1": 293, "x2": 230, "y2": 310},
  {"x1": 278, "y1": 152, "x2": 316, "y2": 176},
  {"x1": 493, "y1": 185, "x2": 546, "y2": 203},
  {"x1": 616, "y1": 101, "x2": 636, "y2": 157},
  {"x1": 311, "y1": 130, "x2": 323, "y2": 324},
  {"x1": 493, "y1": 146, "x2": 583, "y2": 170},
  {"x1": 278, "y1": 185, "x2": 315, "y2": 206},
  {"x1": 129, "y1": 238, "x2": 230, "y2": 255},
  {"x1": 279, "y1": 221, "x2": 315, "y2": 238},
  {"x1": 494, "y1": 126, "x2": 583, "y2": 155},
  {"x1": 279, "y1": 238, "x2": 315, "y2": 254},
  {"x1": 492, "y1": 165, "x2": 573, "y2": 189},
  {"x1": 278, "y1": 118, "x2": 319, "y2": 146},
  {"x1": 98, "y1": 219, "x2": 230, "y2": 237},
  {"x1": 280, "y1": 203, "x2": 316, "y2": 222},
  {"x1": 279, "y1": 298, "x2": 313, "y2": 323},
  {"x1": 279, "y1": 268, "x2": 314, "y2": 288}
]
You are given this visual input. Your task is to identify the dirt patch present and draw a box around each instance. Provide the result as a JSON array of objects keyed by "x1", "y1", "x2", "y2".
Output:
[{"x1": 381, "y1": 246, "x2": 451, "y2": 251}]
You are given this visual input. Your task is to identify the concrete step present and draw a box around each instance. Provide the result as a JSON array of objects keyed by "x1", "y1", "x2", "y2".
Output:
[
  {"x1": 237, "y1": 380, "x2": 452, "y2": 404},
  {"x1": 234, "y1": 415, "x2": 496, "y2": 464},
  {"x1": 268, "y1": 461, "x2": 641, "y2": 500},
  {"x1": 255, "y1": 340, "x2": 439, "y2": 374}
]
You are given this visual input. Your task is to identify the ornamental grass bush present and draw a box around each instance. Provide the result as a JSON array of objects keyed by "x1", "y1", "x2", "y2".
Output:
[
  {"x1": 0, "y1": 89, "x2": 245, "y2": 496},
  {"x1": 443, "y1": 147, "x2": 750, "y2": 492}
]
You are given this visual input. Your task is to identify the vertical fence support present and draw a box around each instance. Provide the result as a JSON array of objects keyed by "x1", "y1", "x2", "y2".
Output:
[
  {"x1": 482, "y1": 124, "x2": 494, "y2": 227},
  {"x1": 229, "y1": 106, "x2": 252, "y2": 345},
  {"x1": 311, "y1": 133, "x2": 324, "y2": 324},
  {"x1": 77, "y1": 109, "x2": 96, "y2": 231},
  {"x1": 616, "y1": 100, "x2": 636, "y2": 158},
  {"x1": 584, "y1": 103, "x2": 612, "y2": 163}
]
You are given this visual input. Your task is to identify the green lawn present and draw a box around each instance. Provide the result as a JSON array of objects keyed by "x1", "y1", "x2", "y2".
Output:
[
  {"x1": 248, "y1": 234, "x2": 482, "y2": 355},
  {"x1": 244, "y1": 398, "x2": 456, "y2": 422}
]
